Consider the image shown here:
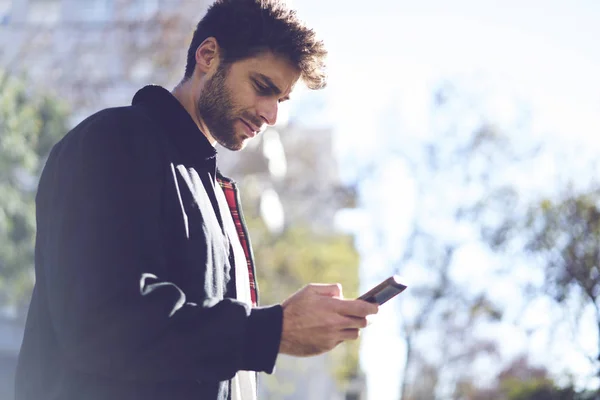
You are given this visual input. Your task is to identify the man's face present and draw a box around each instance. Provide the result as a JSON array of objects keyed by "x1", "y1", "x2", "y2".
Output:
[{"x1": 196, "y1": 51, "x2": 300, "y2": 151}]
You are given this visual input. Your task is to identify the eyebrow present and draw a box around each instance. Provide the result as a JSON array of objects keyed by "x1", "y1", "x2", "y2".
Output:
[{"x1": 254, "y1": 73, "x2": 291, "y2": 102}]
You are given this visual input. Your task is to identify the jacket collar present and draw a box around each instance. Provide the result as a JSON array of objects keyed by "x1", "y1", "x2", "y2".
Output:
[{"x1": 131, "y1": 85, "x2": 217, "y2": 165}]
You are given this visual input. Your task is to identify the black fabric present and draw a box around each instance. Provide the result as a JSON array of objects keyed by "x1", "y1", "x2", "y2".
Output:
[{"x1": 15, "y1": 85, "x2": 283, "y2": 400}]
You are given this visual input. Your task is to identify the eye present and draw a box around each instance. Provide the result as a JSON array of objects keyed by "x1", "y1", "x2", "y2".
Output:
[{"x1": 253, "y1": 80, "x2": 272, "y2": 96}]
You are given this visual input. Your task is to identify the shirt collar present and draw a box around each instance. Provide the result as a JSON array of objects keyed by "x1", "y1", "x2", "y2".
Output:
[{"x1": 131, "y1": 85, "x2": 217, "y2": 164}]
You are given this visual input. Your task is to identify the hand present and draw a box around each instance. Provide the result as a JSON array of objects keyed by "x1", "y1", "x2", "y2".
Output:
[{"x1": 278, "y1": 284, "x2": 379, "y2": 357}]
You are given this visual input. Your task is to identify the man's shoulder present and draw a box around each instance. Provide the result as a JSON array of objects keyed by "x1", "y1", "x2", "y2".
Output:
[
  {"x1": 60, "y1": 104, "x2": 163, "y2": 149},
  {"x1": 71, "y1": 104, "x2": 155, "y2": 137},
  {"x1": 50, "y1": 104, "x2": 168, "y2": 169}
]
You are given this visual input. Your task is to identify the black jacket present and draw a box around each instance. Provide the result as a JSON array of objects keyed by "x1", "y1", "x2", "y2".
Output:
[{"x1": 15, "y1": 85, "x2": 283, "y2": 400}]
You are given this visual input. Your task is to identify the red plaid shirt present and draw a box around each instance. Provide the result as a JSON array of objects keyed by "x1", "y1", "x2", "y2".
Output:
[{"x1": 217, "y1": 176, "x2": 258, "y2": 307}]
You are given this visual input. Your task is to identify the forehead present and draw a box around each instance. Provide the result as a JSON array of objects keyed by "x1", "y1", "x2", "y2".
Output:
[{"x1": 228, "y1": 52, "x2": 301, "y2": 94}]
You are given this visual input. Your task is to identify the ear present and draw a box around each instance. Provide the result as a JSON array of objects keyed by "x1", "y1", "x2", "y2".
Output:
[{"x1": 194, "y1": 37, "x2": 221, "y2": 76}]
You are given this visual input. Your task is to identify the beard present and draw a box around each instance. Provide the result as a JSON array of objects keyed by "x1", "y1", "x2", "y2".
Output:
[{"x1": 196, "y1": 65, "x2": 259, "y2": 151}]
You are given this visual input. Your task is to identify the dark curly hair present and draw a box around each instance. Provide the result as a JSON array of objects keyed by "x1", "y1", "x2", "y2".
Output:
[{"x1": 184, "y1": 0, "x2": 327, "y2": 90}]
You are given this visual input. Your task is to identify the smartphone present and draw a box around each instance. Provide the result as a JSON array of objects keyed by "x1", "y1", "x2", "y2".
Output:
[{"x1": 357, "y1": 275, "x2": 407, "y2": 305}]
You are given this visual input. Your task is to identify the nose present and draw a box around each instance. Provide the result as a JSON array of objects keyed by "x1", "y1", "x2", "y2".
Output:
[{"x1": 259, "y1": 98, "x2": 279, "y2": 126}]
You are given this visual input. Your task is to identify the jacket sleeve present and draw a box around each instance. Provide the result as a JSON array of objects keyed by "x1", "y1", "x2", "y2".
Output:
[{"x1": 37, "y1": 109, "x2": 282, "y2": 383}]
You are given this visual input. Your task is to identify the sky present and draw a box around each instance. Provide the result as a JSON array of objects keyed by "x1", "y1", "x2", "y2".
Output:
[{"x1": 288, "y1": 0, "x2": 600, "y2": 398}]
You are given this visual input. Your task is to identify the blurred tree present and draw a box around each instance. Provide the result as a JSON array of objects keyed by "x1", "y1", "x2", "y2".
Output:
[
  {"x1": 343, "y1": 79, "x2": 541, "y2": 398},
  {"x1": 391, "y1": 81, "x2": 533, "y2": 399},
  {"x1": 0, "y1": 71, "x2": 69, "y2": 316},
  {"x1": 525, "y1": 192, "x2": 600, "y2": 378},
  {"x1": 487, "y1": 188, "x2": 600, "y2": 380},
  {"x1": 421, "y1": 80, "x2": 600, "y2": 394},
  {"x1": 454, "y1": 355, "x2": 596, "y2": 400},
  {"x1": 398, "y1": 243, "x2": 502, "y2": 400}
]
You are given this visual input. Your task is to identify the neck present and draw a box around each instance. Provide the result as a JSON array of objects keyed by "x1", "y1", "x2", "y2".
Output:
[{"x1": 171, "y1": 79, "x2": 217, "y2": 146}]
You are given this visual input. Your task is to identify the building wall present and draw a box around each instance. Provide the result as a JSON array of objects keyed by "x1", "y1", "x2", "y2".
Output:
[{"x1": 0, "y1": 0, "x2": 201, "y2": 122}]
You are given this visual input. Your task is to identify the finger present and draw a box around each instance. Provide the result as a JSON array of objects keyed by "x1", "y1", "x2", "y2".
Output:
[
  {"x1": 333, "y1": 299, "x2": 379, "y2": 317},
  {"x1": 357, "y1": 299, "x2": 379, "y2": 314},
  {"x1": 358, "y1": 301, "x2": 379, "y2": 316},
  {"x1": 336, "y1": 315, "x2": 368, "y2": 329},
  {"x1": 310, "y1": 283, "x2": 343, "y2": 298}
]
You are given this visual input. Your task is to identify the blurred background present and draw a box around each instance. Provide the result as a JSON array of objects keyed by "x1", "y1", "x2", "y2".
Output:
[{"x1": 0, "y1": 0, "x2": 599, "y2": 399}]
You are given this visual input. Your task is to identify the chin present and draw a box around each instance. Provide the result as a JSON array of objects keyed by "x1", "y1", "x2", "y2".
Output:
[
  {"x1": 214, "y1": 129, "x2": 246, "y2": 151},
  {"x1": 220, "y1": 138, "x2": 247, "y2": 152},
  {"x1": 228, "y1": 143, "x2": 245, "y2": 151},
  {"x1": 231, "y1": 132, "x2": 251, "y2": 151}
]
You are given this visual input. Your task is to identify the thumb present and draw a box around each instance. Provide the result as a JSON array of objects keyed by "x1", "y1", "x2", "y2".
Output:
[{"x1": 310, "y1": 283, "x2": 343, "y2": 298}]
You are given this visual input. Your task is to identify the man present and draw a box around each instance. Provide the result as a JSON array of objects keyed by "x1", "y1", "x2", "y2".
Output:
[{"x1": 15, "y1": 0, "x2": 378, "y2": 399}]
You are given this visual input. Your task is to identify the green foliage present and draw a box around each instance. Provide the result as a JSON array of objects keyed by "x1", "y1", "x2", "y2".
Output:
[
  {"x1": 244, "y1": 213, "x2": 361, "y2": 388},
  {"x1": 500, "y1": 377, "x2": 563, "y2": 400},
  {"x1": 526, "y1": 191, "x2": 600, "y2": 306},
  {"x1": 498, "y1": 189, "x2": 600, "y2": 376},
  {"x1": 429, "y1": 81, "x2": 600, "y2": 392},
  {"x1": 249, "y1": 221, "x2": 360, "y2": 305},
  {"x1": 454, "y1": 355, "x2": 591, "y2": 400},
  {"x1": 0, "y1": 72, "x2": 69, "y2": 313}
]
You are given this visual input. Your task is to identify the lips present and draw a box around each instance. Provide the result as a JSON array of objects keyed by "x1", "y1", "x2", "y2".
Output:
[{"x1": 240, "y1": 119, "x2": 259, "y2": 137}]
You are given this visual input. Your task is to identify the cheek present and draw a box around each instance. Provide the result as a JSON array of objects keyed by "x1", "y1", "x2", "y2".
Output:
[
  {"x1": 228, "y1": 82, "x2": 257, "y2": 111},
  {"x1": 240, "y1": 92, "x2": 259, "y2": 112}
]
